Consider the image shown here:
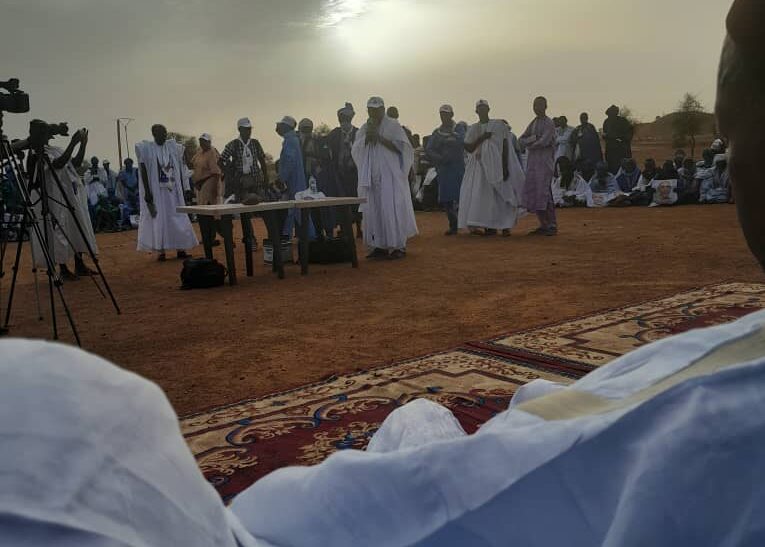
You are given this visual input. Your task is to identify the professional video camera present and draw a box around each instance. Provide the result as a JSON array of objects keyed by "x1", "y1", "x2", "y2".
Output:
[
  {"x1": 0, "y1": 78, "x2": 120, "y2": 343},
  {"x1": 0, "y1": 79, "x2": 30, "y2": 114}
]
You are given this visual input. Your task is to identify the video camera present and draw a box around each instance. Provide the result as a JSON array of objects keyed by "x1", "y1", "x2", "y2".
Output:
[{"x1": 0, "y1": 79, "x2": 30, "y2": 114}]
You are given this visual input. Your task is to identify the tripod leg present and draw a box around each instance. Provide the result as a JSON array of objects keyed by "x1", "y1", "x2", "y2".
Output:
[
  {"x1": 33, "y1": 269, "x2": 43, "y2": 320},
  {"x1": 3, "y1": 213, "x2": 27, "y2": 329}
]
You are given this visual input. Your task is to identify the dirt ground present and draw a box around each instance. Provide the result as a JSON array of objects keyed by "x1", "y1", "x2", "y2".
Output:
[{"x1": 2, "y1": 205, "x2": 762, "y2": 416}]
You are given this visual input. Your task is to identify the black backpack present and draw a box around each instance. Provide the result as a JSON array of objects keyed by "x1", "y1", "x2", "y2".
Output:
[{"x1": 180, "y1": 258, "x2": 226, "y2": 290}]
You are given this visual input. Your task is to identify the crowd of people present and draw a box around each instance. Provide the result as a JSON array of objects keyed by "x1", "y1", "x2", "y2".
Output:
[{"x1": 1, "y1": 97, "x2": 731, "y2": 277}]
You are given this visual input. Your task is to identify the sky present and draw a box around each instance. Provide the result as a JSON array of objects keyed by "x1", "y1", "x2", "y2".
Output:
[{"x1": 1, "y1": 0, "x2": 731, "y2": 164}]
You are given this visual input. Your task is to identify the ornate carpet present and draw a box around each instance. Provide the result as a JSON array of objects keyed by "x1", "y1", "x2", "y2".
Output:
[{"x1": 181, "y1": 282, "x2": 765, "y2": 502}]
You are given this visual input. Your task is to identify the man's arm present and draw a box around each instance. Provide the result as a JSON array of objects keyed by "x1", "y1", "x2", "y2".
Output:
[
  {"x1": 71, "y1": 129, "x2": 88, "y2": 169},
  {"x1": 139, "y1": 161, "x2": 157, "y2": 217},
  {"x1": 51, "y1": 130, "x2": 82, "y2": 170},
  {"x1": 256, "y1": 141, "x2": 269, "y2": 184},
  {"x1": 502, "y1": 138, "x2": 509, "y2": 180},
  {"x1": 464, "y1": 132, "x2": 491, "y2": 154}
]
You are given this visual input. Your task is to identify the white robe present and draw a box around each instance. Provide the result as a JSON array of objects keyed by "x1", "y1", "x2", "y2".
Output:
[
  {"x1": 552, "y1": 173, "x2": 591, "y2": 206},
  {"x1": 352, "y1": 116, "x2": 418, "y2": 251},
  {"x1": 458, "y1": 120, "x2": 525, "y2": 230},
  {"x1": 135, "y1": 140, "x2": 198, "y2": 252},
  {"x1": 232, "y1": 308, "x2": 765, "y2": 546},
  {"x1": 30, "y1": 146, "x2": 97, "y2": 267},
  {"x1": 555, "y1": 126, "x2": 575, "y2": 160}
]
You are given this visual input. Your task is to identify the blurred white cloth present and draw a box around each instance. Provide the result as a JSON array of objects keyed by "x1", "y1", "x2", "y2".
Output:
[
  {"x1": 0, "y1": 339, "x2": 259, "y2": 547},
  {"x1": 232, "y1": 309, "x2": 765, "y2": 546}
]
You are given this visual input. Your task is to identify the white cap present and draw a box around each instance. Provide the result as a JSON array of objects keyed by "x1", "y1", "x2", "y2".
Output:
[
  {"x1": 475, "y1": 99, "x2": 490, "y2": 109},
  {"x1": 439, "y1": 104, "x2": 454, "y2": 114},
  {"x1": 237, "y1": 117, "x2": 252, "y2": 129},
  {"x1": 199, "y1": 133, "x2": 211, "y2": 142},
  {"x1": 278, "y1": 116, "x2": 297, "y2": 129},
  {"x1": 367, "y1": 96, "x2": 385, "y2": 109},
  {"x1": 711, "y1": 138, "x2": 724, "y2": 151}
]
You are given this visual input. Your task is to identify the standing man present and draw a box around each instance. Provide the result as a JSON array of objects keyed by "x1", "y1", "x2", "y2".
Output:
[
  {"x1": 603, "y1": 105, "x2": 634, "y2": 173},
  {"x1": 135, "y1": 124, "x2": 198, "y2": 261},
  {"x1": 352, "y1": 96, "x2": 418, "y2": 259},
  {"x1": 219, "y1": 118, "x2": 270, "y2": 250},
  {"x1": 191, "y1": 133, "x2": 222, "y2": 246},
  {"x1": 327, "y1": 103, "x2": 361, "y2": 238},
  {"x1": 458, "y1": 100, "x2": 525, "y2": 237},
  {"x1": 571, "y1": 112, "x2": 603, "y2": 165},
  {"x1": 554, "y1": 116, "x2": 575, "y2": 161},
  {"x1": 30, "y1": 124, "x2": 98, "y2": 280},
  {"x1": 520, "y1": 96, "x2": 558, "y2": 236},
  {"x1": 275, "y1": 116, "x2": 311, "y2": 239},
  {"x1": 117, "y1": 158, "x2": 139, "y2": 228},
  {"x1": 425, "y1": 105, "x2": 465, "y2": 235}
]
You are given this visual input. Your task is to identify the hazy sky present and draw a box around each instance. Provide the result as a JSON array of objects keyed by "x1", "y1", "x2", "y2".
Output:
[{"x1": 1, "y1": 0, "x2": 731, "y2": 163}]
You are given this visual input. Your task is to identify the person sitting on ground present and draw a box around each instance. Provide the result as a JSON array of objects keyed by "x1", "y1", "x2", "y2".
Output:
[
  {"x1": 551, "y1": 156, "x2": 590, "y2": 207},
  {"x1": 700, "y1": 154, "x2": 731, "y2": 204},
  {"x1": 575, "y1": 157, "x2": 596, "y2": 182},
  {"x1": 623, "y1": 158, "x2": 659, "y2": 206},
  {"x1": 116, "y1": 158, "x2": 140, "y2": 228},
  {"x1": 614, "y1": 157, "x2": 641, "y2": 193},
  {"x1": 587, "y1": 160, "x2": 620, "y2": 207},
  {"x1": 673, "y1": 149, "x2": 686, "y2": 170},
  {"x1": 676, "y1": 157, "x2": 700, "y2": 204},
  {"x1": 658, "y1": 159, "x2": 679, "y2": 180}
]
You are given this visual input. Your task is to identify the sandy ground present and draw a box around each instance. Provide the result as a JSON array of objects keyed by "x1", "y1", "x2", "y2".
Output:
[{"x1": 2, "y1": 205, "x2": 762, "y2": 416}]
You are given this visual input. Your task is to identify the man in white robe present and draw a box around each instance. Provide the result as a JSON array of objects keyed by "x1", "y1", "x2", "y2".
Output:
[
  {"x1": 351, "y1": 96, "x2": 418, "y2": 260},
  {"x1": 135, "y1": 124, "x2": 198, "y2": 261},
  {"x1": 28, "y1": 124, "x2": 98, "y2": 281},
  {"x1": 458, "y1": 99, "x2": 525, "y2": 236}
]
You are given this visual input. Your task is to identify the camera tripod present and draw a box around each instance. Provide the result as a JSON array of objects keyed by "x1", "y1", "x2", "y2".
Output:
[{"x1": 0, "y1": 126, "x2": 120, "y2": 345}]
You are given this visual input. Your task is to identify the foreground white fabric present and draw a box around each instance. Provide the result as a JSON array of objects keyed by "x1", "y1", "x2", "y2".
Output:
[
  {"x1": 232, "y1": 309, "x2": 765, "y2": 546},
  {"x1": 0, "y1": 340, "x2": 257, "y2": 547}
]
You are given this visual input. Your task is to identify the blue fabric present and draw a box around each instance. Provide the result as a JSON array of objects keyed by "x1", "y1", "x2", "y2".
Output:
[
  {"x1": 614, "y1": 168, "x2": 641, "y2": 193},
  {"x1": 589, "y1": 174, "x2": 620, "y2": 194},
  {"x1": 279, "y1": 131, "x2": 315, "y2": 239},
  {"x1": 426, "y1": 125, "x2": 465, "y2": 204}
]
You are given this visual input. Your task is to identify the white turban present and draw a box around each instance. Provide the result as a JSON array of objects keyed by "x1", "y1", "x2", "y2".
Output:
[{"x1": 367, "y1": 96, "x2": 385, "y2": 109}]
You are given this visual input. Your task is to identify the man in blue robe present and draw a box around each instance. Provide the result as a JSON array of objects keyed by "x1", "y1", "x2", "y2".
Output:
[
  {"x1": 425, "y1": 104, "x2": 465, "y2": 235},
  {"x1": 275, "y1": 116, "x2": 311, "y2": 239}
]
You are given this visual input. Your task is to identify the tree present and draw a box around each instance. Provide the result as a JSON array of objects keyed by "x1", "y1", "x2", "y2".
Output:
[
  {"x1": 672, "y1": 93, "x2": 705, "y2": 158},
  {"x1": 619, "y1": 105, "x2": 640, "y2": 126}
]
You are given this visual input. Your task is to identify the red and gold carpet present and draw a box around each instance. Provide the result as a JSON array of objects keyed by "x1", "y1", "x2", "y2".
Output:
[{"x1": 181, "y1": 282, "x2": 765, "y2": 501}]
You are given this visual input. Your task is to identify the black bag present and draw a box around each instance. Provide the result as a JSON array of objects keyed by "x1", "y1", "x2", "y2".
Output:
[
  {"x1": 180, "y1": 258, "x2": 226, "y2": 289},
  {"x1": 301, "y1": 237, "x2": 354, "y2": 265}
]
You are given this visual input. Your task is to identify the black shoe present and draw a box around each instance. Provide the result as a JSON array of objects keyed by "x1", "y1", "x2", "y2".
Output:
[
  {"x1": 177, "y1": 251, "x2": 190, "y2": 259},
  {"x1": 485, "y1": 229, "x2": 498, "y2": 236},
  {"x1": 366, "y1": 248, "x2": 388, "y2": 259},
  {"x1": 157, "y1": 253, "x2": 167, "y2": 262},
  {"x1": 444, "y1": 229, "x2": 458, "y2": 236},
  {"x1": 388, "y1": 249, "x2": 406, "y2": 260}
]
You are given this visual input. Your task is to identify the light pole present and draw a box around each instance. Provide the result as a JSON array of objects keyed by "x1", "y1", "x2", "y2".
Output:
[{"x1": 116, "y1": 117, "x2": 134, "y2": 166}]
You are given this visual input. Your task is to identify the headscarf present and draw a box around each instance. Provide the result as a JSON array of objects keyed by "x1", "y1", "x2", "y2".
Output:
[{"x1": 0, "y1": 339, "x2": 258, "y2": 547}]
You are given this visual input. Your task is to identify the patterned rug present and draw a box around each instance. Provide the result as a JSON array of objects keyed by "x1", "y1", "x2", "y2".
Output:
[{"x1": 181, "y1": 282, "x2": 765, "y2": 502}]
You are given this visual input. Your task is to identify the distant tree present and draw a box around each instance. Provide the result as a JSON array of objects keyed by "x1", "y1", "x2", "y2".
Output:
[
  {"x1": 619, "y1": 105, "x2": 640, "y2": 126},
  {"x1": 315, "y1": 123, "x2": 332, "y2": 137},
  {"x1": 167, "y1": 132, "x2": 198, "y2": 168},
  {"x1": 672, "y1": 93, "x2": 705, "y2": 158}
]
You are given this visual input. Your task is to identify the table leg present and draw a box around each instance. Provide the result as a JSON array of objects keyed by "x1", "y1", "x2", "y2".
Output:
[
  {"x1": 340, "y1": 205, "x2": 359, "y2": 268},
  {"x1": 243, "y1": 213, "x2": 254, "y2": 277},
  {"x1": 300, "y1": 209, "x2": 310, "y2": 276},
  {"x1": 264, "y1": 211, "x2": 285, "y2": 280},
  {"x1": 198, "y1": 216, "x2": 214, "y2": 260},
  {"x1": 219, "y1": 215, "x2": 237, "y2": 285}
]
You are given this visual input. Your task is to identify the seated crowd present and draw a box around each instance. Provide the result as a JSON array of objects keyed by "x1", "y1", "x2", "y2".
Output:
[
  {"x1": 81, "y1": 156, "x2": 141, "y2": 232},
  {"x1": 552, "y1": 138, "x2": 732, "y2": 209}
]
